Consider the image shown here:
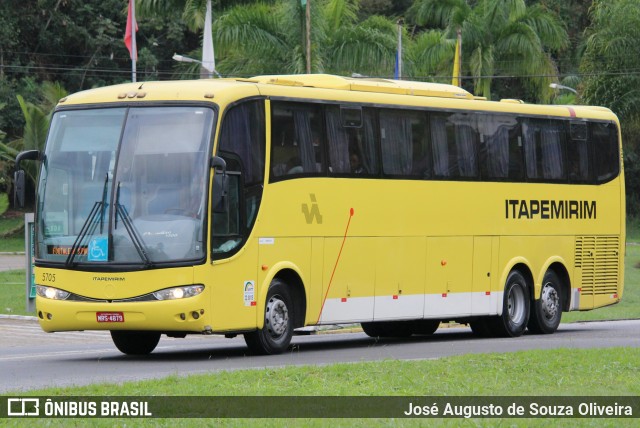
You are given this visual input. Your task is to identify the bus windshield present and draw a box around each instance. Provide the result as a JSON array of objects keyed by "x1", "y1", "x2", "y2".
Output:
[{"x1": 36, "y1": 106, "x2": 215, "y2": 267}]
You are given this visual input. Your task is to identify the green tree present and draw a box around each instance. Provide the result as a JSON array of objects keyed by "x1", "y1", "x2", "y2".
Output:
[
  {"x1": 581, "y1": 0, "x2": 640, "y2": 123},
  {"x1": 407, "y1": 0, "x2": 568, "y2": 102},
  {"x1": 218, "y1": 0, "x2": 400, "y2": 76},
  {"x1": 138, "y1": 0, "x2": 399, "y2": 77},
  {"x1": 580, "y1": 0, "x2": 640, "y2": 216}
]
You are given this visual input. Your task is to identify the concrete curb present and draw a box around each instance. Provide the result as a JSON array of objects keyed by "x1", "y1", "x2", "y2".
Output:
[{"x1": 0, "y1": 314, "x2": 37, "y2": 321}]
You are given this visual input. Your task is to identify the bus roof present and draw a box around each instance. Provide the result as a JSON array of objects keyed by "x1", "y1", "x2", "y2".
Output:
[
  {"x1": 247, "y1": 74, "x2": 476, "y2": 100},
  {"x1": 57, "y1": 74, "x2": 617, "y2": 122}
]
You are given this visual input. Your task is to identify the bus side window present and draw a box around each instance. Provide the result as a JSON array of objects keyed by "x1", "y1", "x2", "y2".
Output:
[
  {"x1": 478, "y1": 114, "x2": 521, "y2": 180},
  {"x1": 567, "y1": 122, "x2": 591, "y2": 183},
  {"x1": 591, "y1": 122, "x2": 620, "y2": 184},
  {"x1": 380, "y1": 109, "x2": 415, "y2": 176},
  {"x1": 430, "y1": 114, "x2": 451, "y2": 178},
  {"x1": 430, "y1": 112, "x2": 479, "y2": 179},
  {"x1": 522, "y1": 119, "x2": 567, "y2": 181},
  {"x1": 325, "y1": 105, "x2": 351, "y2": 174},
  {"x1": 450, "y1": 113, "x2": 479, "y2": 179},
  {"x1": 377, "y1": 108, "x2": 430, "y2": 178},
  {"x1": 270, "y1": 102, "x2": 324, "y2": 179}
]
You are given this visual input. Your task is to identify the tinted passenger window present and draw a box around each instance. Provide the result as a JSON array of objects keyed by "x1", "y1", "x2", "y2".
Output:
[
  {"x1": 478, "y1": 115, "x2": 522, "y2": 180},
  {"x1": 271, "y1": 102, "x2": 324, "y2": 179},
  {"x1": 522, "y1": 119, "x2": 566, "y2": 180},
  {"x1": 380, "y1": 109, "x2": 430, "y2": 177},
  {"x1": 325, "y1": 106, "x2": 379, "y2": 175},
  {"x1": 430, "y1": 112, "x2": 479, "y2": 179},
  {"x1": 219, "y1": 100, "x2": 265, "y2": 185},
  {"x1": 591, "y1": 122, "x2": 619, "y2": 183}
]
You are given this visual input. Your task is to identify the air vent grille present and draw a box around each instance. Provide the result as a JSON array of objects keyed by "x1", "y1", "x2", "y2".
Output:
[{"x1": 575, "y1": 236, "x2": 620, "y2": 295}]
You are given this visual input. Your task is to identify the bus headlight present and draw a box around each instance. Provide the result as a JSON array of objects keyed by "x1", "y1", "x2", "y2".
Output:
[
  {"x1": 36, "y1": 285, "x2": 70, "y2": 300},
  {"x1": 153, "y1": 285, "x2": 204, "y2": 301}
]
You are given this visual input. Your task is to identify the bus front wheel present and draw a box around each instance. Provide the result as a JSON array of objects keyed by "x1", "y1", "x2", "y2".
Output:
[
  {"x1": 490, "y1": 270, "x2": 530, "y2": 337},
  {"x1": 244, "y1": 279, "x2": 293, "y2": 355},
  {"x1": 110, "y1": 331, "x2": 161, "y2": 355},
  {"x1": 527, "y1": 271, "x2": 563, "y2": 334}
]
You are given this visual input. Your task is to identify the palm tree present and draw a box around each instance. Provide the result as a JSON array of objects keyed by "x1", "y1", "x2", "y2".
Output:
[
  {"x1": 138, "y1": 0, "x2": 399, "y2": 78},
  {"x1": 214, "y1": 1, "x2": 317, "y2": 75},
  {"x1": 405, "y1": 29, "x2": 456, "y2": 83},
  {"x1": 408, "y1": 0, "x2": 568, "y2": 102},
  {"x1": 322, "y1": 1, "x2": 399, "y2": 76}
]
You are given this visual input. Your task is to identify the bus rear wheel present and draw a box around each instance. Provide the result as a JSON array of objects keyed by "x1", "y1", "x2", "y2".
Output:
[
  {"x1": 110, "y1": 331, "x2": 161, "y2": 355},
  {"x1": 244, "y1": 279, "x2": 293, "y2": 355},
  {"x1": 528, "y1": 271, "x2": 563, "y2": 334},
  {"x1": 489, "y1": 270, "x2": 530, "y2": 337}
]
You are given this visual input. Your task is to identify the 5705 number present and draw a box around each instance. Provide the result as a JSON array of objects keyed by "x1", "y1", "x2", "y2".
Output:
[{"x1": 41, "y1": 273, "x2": 56, "y2": 283}]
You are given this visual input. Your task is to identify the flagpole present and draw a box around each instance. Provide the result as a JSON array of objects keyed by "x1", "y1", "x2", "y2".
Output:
[
  {"x1": 455, "y1": 28, "x2": 462, "y2": 87},
  {"x1": 131, "y1": 0, "x2": 137, "y2": 82},
  {"x1": 396, "y1": 18, "x2": 403, "y2": 80},
  {"x1": 202, "y1": 0, "x2": 215, "y2": 78}
]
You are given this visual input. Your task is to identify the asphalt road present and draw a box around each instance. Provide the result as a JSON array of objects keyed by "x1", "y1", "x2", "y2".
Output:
[
  {"x1": 0, "y1": 254, "x2": 26, "y2": 272},
  {"x1": 1, "y1": 318, "x2": 639, "y2": 393}
]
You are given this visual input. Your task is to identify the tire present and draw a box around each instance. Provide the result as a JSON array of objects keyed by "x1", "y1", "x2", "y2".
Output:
[
  {"x1": 244, "y1": 279, "x2": 293, "y2": 355},
  {"x1": 489, "y1": 270, "x2": 530, "y2": 337},
  {"x1": 360, "y1": 320, "x2": 414, "y2": 338},
  {"x1": 110, "y1": 331, "x2": 161, "y2": 355},
  {"x1": 528, "y1": 270, "x2": 563, "y2": 334},
  {"x1": 412, "y1": 320, "x2": 440, "y2": 335}
]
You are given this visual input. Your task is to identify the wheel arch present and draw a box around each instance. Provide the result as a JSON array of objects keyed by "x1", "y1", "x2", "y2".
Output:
[
  {"x1": 499, "y1": 259, "x2": 535, "y2": 315},
  {"x1": 258, "y1": 263, "x2": 307, "y2": 330}
]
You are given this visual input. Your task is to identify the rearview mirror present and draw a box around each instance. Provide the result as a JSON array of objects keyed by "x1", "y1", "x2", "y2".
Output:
[
  {"x1": 14, "y1": 170, "x2": 26, "y2": 208},
  {"x1": 13, "y1": 150, "x2": 41, "y2": 208},
  {"x1": 211, "y1": 156, "x2": 228, "y2": 213}
]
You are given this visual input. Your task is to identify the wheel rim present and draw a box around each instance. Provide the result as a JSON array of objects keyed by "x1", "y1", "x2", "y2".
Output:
[
  {"x1": 540, "y1": 282, "x2": 560, "y2": 320},
  {"x1": 265, "y1": 295, "x2": 289, "y2": 338},
  {"x1": 507, "y1": 283, "x2": 526, "y2": 325}
]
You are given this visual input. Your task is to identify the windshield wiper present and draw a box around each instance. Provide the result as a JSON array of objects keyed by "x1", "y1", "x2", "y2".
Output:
[
  {"x1": 65, "y1": 174, "x2": 110, "y2": 267},
  {"x1": 115, "y1": 182, "x2": 153, "y2": 267}
]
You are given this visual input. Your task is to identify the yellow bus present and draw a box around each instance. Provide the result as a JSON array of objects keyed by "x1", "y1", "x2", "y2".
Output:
[{"x1": 15, "y1": 74, "x2": 625, "y2": 355}]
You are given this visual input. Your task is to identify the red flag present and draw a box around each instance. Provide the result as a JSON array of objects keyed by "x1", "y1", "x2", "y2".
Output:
[{"x1": 124, "y1": 0, "x2": 138, "y2": 60}]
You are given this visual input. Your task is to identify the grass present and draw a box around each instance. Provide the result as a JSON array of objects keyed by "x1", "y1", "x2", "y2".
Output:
[
  {"x1": 627, "y1": 217, "x2": 640, "y2": 242},
  {"x1": 0, "y1": 270, "x2": 28, "y2": 316},
  {"x1": 0, "y1": 208, "x2": 27, "y2": 252},
  {"x1": 2, "y1": 348, "x2": 639, "y2": 426},
  {"x1": 0, "y1": 236, "x2": 26, "y2": 253}
]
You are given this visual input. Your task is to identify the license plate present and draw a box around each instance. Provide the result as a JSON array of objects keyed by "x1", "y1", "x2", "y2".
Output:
[{"x1": 96, "y1": 312, "x2": 124, "y2": 323}]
